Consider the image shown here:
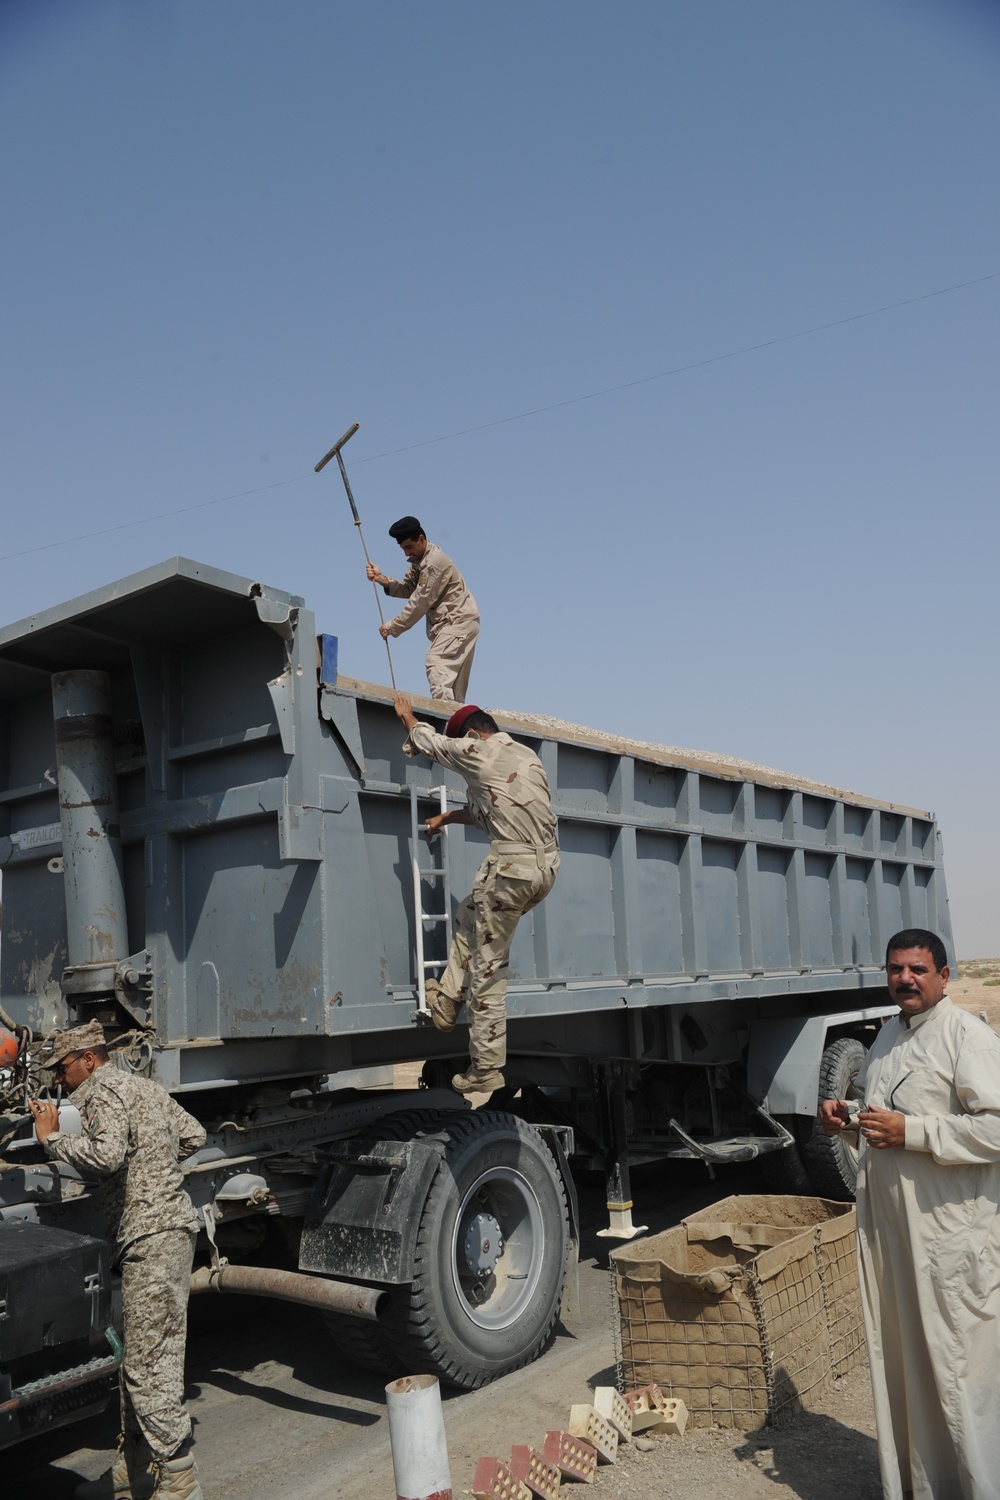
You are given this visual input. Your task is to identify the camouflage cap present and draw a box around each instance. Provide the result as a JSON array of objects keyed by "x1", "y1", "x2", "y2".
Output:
[{"x1": 37, "y1": 1020, "x2": 107, "y2": 1070}]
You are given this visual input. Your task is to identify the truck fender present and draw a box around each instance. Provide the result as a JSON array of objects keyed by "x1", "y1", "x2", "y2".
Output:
[
  {"x1": 299, "y1": 1133, "x2": 447, "y2": 1285},
  {"x1": 746, "y1": 1005, "x2": 896, "y2": 1116}
]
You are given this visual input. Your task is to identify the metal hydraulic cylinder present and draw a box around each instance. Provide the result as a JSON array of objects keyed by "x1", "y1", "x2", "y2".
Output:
[{"x1": 51, "y1": 670, "x2": 128, "y2": 969}]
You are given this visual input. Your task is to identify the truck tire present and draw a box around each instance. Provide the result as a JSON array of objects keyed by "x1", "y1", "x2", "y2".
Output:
[
  {"x1": 385, "y1": 1111, "x2": 569, "y2": 1390},
  {"x1": 802, "y1": 1036, "x2": 867, "y2": 1201},
  {"x1": 323, "y1": 1309, "x2": 401, "y2": 1374},
  {"x1": 759, "y1": 1119, "x2": 815, "y2": 1195}
]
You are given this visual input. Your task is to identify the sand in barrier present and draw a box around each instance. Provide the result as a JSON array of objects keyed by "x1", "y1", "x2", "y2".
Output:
[{"x1": 611, "y1": 1195, "x2": 862, "y2": 1429}]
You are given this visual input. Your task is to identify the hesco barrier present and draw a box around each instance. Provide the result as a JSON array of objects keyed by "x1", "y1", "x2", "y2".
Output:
[{"x1": 611, "y1": 1194, "x2": 862, "y2": 1428}]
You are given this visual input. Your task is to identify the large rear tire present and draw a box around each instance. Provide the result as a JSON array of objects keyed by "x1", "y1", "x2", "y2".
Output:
[
  {"x1": 759, "y1": 1118, "x2": 815, "y2": 1195},
  {"x1": 323, "y1": 1309, "x2": 401, "y2": 1374},
  {"x1": 385, "y1": 1111, "x2": 569, "y2": 1389},
  {"x1": 802, "y1": 1036, "x2": 867, "y2": 1200}
]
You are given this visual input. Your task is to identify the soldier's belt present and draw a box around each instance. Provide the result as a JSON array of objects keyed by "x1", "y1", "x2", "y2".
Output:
[{"x1": 491, "y1": 838, "x2": 559, "y2": 868}]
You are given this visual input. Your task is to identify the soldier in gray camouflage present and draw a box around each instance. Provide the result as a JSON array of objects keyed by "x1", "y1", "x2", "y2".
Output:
[
  {"x1": 394, "y1": 694, "x2": 559, "y2": 1094},
  {"x1": 29, "y1": 1021, "x2": 206, "y2": 1500}
]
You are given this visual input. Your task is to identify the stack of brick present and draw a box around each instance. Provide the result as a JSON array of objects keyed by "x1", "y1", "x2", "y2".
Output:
[{"x1": 470, "y1": 1382, "x2": 688, "y2": 1496}]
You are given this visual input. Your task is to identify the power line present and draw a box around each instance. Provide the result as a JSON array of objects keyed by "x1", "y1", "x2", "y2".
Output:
[
  {"x1": 0, "y1": 473, "x2": 313, "y2": 563},
  {"x1": 3, "y1": 268, "x2": 998, "y2": 564},
  {"x1": 353, "y1": 268, "x2": 1000, "y2": 462}
]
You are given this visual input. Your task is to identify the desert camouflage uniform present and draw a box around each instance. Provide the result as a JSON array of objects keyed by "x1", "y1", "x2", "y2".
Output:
[
  {"x1": 44, "y1": 1065, "x2": 206, "y2": 1460},
  {"x1": 382, "y1": 541, "x2": 480, "y2": 702},
  {"x1": 405, "y1": 722, "x2": 559, "y2": 1070}
]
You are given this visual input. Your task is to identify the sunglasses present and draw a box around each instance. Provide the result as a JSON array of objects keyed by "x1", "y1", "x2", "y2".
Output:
[{"x1": 51, "y1": 1052, "x2": 81, "y2": 1080}]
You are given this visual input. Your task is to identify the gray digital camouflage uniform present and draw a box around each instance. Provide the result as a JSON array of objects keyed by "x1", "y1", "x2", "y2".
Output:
[
  {"x1": 382, "y1": 540, "x2": 480, "y2": 702},
  {"x1": 44, "y1": 1064, "x2": 206, "y2": 1461},
  {"x1": 405, "y1": 721, "x2": 559, "y2": 1070}
]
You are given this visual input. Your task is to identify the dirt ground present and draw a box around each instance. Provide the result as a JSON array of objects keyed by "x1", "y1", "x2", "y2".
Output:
[
  {"x1": 565, "y1": 1361, "x2": 881, "y2": 1500},
  {"x1": 950, "y1": 957, "x2": 1000, "y2": 1028}
]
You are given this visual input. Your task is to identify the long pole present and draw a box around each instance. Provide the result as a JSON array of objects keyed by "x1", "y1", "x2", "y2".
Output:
[{"x1": 314, "y1": 422, "x2": 396, "y2": 689}]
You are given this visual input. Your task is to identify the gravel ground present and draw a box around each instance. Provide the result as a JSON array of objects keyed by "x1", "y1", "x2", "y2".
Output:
[
  {"x1": 951, "y1": 960, "x2": 1000, "y2": 1029},
  {"x1": 553, "y1": 1361, "x2": 880, "y2": 1500}
]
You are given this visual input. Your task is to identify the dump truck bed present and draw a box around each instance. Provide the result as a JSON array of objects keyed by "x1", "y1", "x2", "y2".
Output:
[{"x1": 0, "y1": 558, "x2": 951, "y2": 1092}]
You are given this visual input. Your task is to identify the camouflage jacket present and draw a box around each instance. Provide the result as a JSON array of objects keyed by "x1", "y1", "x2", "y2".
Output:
[
  {"x1": 382, "y1": 541, "x2": 479, "y2": 642},
  {"x1": 405, "y1": 724, "x2": 557, "y2": 848},
  {"x1": 44, "y1": 1063, "x2": 206, "y2": 1257}
]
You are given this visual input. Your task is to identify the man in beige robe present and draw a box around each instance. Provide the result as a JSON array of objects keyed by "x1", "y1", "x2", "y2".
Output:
[
  {"x1": 820, "y1": 927, "x2": 1000, "y2": 1500},
  {"x1": 367, "y1": 516, "x2": 479, "y2": 703}
]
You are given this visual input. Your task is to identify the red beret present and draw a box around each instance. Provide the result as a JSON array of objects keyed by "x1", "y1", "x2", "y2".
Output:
[{"x1": 445, "y1": 704, "x2": 481, "y2": 738}]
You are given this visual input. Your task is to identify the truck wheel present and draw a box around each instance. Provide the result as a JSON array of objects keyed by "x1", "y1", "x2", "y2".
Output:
[
  {"x1": 759, "y1": 1119, "x2": 815, "y2": 1195},
  {"x1": 802, "y1": 1036, "x2": 867, "y2": 1200},
  {"x1": 386, "y1": 1111, "x2": 569, "y2": 1390},
  {"x1": 323, "y1": 1309, "x2": 401, "y2": 1375}
]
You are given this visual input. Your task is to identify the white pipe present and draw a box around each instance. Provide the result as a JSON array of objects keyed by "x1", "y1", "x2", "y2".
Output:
[{"x1": 385, "y1": 1374, "x2": 452, "y2": 1500}]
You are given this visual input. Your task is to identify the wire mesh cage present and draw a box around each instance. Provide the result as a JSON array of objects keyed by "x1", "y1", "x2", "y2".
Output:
[{"x1": 611, "y1": 1195, "x2": 860, "y2": 1429}]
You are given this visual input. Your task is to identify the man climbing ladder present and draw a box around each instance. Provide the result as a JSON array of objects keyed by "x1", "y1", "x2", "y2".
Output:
[{"x1": 394, "y1": 693, "x2": 559, "y2": 1095}]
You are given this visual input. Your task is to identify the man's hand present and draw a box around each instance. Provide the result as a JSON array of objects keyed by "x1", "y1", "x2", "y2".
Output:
[
  {"x1": 424, "y1": 810, "x2": 474, "y2": 835},
  {"x1": 858, "y1": 1106, "x2": 904, "y2": 1149},
  {"x1": 818, "y1": 1098, "x2": 852, "y2": 1136},
  {"x1": 379, "y1": 623, "x2": 391, "y2": 640},
  {"x1": 394, "y1": 692, "x2": 418, "y2": 730},
  {"x1": 367, "y1": 562, "x2": 389, "y2": 586},
  {"x1": 28, "y1": 1098, "x2": 59, "y2": 1144}
]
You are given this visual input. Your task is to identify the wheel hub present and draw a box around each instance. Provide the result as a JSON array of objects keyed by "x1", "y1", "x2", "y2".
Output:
[{"x1": 463, "y1": 1212, "x2": 503, "y2": 1276}]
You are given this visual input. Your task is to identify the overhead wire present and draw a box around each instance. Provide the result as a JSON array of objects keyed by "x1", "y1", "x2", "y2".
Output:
[
  {"x1": 2, "y1": 267, "x2": 998, "y2": 565},
  {"x1": 352, "y1": 268, "x2": 1000, "y2": 464},
  {"x1": 0, "y1": 473, "x2": 314, "y2": 563}
]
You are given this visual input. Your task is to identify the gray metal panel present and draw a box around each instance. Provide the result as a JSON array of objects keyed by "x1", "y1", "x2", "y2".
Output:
[
  {"x1": 0, "y1": 559, "x2": 955, "y2": 1089},
  {"x1": 747, "y1": 1005, "x2": 897, "y2": 1114}
]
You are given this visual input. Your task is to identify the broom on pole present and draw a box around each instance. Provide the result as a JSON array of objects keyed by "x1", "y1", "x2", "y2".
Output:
[{"x1": 315, "y1": 422, "x2": 396, "y2": 689}]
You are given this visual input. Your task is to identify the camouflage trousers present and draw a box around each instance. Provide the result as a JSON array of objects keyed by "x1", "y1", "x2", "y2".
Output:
[
  {"x1": 425, "y1": 622, "x2": 479, "y2": 704},
  {"x1": 439, "y1": 842, "x2": 559, "y2": 1070},
  {"x1": 119, "y1": 1227, "x2": 197, "y2": 1461}
]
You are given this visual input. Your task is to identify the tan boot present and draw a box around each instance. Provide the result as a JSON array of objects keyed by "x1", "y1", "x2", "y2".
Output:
[
  {"x1": 425, "y1": 979, "x2": 461, "y2": 1034},
  {"x1": 74, "y1": 1435, "x2": 154, "y2": 1500},
  {"x1": 73, "y1": 1450, "x2": 130, "y2": 1500},
  {"x1": 151, "y1": 1452, "x2": 202, "y2": 1500},
  {"x1": 451, "y1": 1064, "x2": 505, "y2": 1095}
]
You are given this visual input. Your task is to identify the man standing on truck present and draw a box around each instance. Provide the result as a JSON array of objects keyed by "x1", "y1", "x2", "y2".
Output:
[
  {"x1": 819, "y1": 928, "x2": 1000, "y2": 1500},
  {"x1": 394, "y1": 693, "x2": 559, "y2": 1095},
  {"x1": 367, "y1": 516, "x2": 480, "y2": 703},
  {"x1": 29, "y1": 1021, "x2": 207, "y2": 1500}
]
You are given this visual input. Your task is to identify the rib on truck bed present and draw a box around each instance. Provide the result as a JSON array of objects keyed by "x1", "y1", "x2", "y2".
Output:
[{"x1": 0, "y1": 557, "x2": 952, "y2": 1415}]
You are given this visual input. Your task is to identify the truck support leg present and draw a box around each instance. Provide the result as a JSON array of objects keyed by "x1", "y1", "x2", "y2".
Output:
[
  {"x1": 594, "y1": 1061, "x2": 648, "y2": 1241},
  {"x1": 51, "y1": 670, "x2": 128, "y2": 969}
]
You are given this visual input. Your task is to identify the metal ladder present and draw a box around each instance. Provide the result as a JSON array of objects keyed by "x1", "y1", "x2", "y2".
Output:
[{"x1": 409, "y1": 783, "x2": 453, "y2": 1016}]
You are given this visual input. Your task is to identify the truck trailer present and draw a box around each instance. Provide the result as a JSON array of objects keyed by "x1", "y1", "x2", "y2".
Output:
[{"x1": 0, "y1": 557, "x2": 952, "y2": 1431}]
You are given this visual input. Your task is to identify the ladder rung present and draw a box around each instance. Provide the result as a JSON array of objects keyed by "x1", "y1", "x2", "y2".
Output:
[
  {"x1": 417, "y1": 867, "x2": 446, "y2": 878},
  {"x1": 421, "y1": 960, "x2": 445, "y2": 970},
  {"x1": 421, "y1": 914, "x2": 448, "y2": 923}
]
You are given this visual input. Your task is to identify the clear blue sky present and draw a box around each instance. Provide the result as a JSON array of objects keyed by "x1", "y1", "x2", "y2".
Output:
[{"x1": 2, "y1": 1, "x2": 997, "y2": 954}]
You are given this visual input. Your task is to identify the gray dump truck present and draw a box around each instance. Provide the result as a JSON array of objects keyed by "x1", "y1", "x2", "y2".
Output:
[{"x1": 0, "y1": 557, "x2": 952, "y2": 1436}]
